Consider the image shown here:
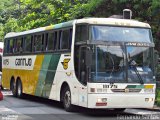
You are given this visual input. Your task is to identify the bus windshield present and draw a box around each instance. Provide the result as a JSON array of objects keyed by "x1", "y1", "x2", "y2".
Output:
[
  {"x1": 91, "y1": 26, "x2": 153, "y2": 43},
  {"x1": 90, "y1": 45, "x2": 154, "y2": 83}
]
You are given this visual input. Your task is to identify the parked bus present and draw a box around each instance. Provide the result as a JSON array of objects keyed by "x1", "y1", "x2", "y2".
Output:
[{"x1": 2, "y1": 17, "x2": 155, "y2": 111}]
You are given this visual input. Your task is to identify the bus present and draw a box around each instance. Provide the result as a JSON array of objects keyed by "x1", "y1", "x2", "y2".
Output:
[{"x1": 2, "y1": 17, "x2": 155, "y2": 111}]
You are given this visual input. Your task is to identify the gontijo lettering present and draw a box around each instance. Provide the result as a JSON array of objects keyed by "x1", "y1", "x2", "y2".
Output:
[{"x1": 15, "y1": 58, "x2": 32, "y2": 66}]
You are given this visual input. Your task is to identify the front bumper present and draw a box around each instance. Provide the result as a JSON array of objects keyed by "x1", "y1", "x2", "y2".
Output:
[{"x1": 88, "y1": 93, "x2": 155, "y2": 109}]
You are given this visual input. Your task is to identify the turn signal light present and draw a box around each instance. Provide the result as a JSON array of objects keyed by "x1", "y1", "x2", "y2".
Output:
[{"x1": 145, "y1": 98, "x2": 154, "y2": 102}]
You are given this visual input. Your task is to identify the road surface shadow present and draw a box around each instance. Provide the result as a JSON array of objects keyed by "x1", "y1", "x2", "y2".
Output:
[{"x1": 18, "y1": 94, "x2": 132, "y2": 117}]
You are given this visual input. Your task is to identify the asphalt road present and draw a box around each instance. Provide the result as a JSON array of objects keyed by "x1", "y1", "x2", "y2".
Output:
[{"x1": 0, "y1": 90, "x2": 160, "y2": 120}]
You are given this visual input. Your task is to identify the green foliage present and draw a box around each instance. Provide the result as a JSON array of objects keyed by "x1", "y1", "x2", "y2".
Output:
[
  {"x1": 0, "y1": 0, "x2": 160, "y2": 51},
  {"x1": 156, "y1": 88, "x2": 160, "y2": 106}
]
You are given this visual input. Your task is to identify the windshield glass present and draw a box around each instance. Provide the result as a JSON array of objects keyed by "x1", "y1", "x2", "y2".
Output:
[
  {"x1": 91, "y1": 26, "x2": 152, "y2": 43},
  {"x1": 91, "y1": 45, "x2": 126, "y2": 83},
  {"x1": 127, "y1": 46, "x2": 154, "y2": 83},
  {"x1": 90, "y1": 45, "x2": 154, "y2": 83}
]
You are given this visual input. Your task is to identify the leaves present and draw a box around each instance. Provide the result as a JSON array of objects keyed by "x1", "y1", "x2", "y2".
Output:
[{"x1": 0, "y1": 0, "x2": 160, "y2": 52}]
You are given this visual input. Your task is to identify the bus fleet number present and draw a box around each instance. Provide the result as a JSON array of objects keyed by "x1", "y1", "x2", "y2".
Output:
[{"x1": 103, "y1": 85, "x2": 118, "y2": 89}]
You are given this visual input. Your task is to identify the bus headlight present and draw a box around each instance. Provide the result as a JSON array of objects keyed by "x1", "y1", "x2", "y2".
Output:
[
  {"x1": 144, "y1": 89, "x2": 153, "y2": 93},
  {"x1": 96, "y1": 98, "x2": 108, "y2": 106},
  {"x1": 97, "y1": 98, "x2": 107, "y2": 102}
]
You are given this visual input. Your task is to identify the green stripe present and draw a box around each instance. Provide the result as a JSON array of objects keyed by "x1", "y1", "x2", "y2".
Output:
[
  {"x1": 41, "y1": 54, "x2": 61, "y2": 98},
  {"x1": 126, "y1": 85, "x2": 144, "y2": 89},
  {"x1": 35, "y1": 55, "x2": 52, "y2": 96}
]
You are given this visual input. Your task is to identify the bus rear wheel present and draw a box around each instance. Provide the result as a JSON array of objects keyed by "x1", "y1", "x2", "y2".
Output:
[
  {"x1": 10, "y1": 79, "x2": 16, "y2": 97},
  {"x1": 16, "y1": 80, "x2": 23, "y2": 98},
  {"x1": 62, "y1": 87, "x2": 74, "y2": 112},
  {"x1": 114, "y1": 108, "x2": 126, "y2": 112}
]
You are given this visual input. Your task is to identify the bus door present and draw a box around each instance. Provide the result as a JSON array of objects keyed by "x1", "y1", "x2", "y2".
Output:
[{"x1": 78, "y1": 46, "x2": 89, "y2": 107}]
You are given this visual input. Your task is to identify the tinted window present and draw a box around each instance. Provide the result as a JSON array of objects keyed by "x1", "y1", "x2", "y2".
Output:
[
  {"x1": 24, "y1": 35, "x2": 32, "y2": 53},
  {"x1": 4, "y1": 39, "x2": 9, "y2": 54},
  {"x1": 58, "y1": 31, "x2": 61, "y2": 50},
  {"x1": 91, "y1": 26, "x2": 152, "y2": 43},
  {"x1": 75, "y1": 25, "x2": 88, "y2": 42},
  {"x1": 15, "y1": 38, "x2": 23, "y2": 53},
  {"x1": 34, "y1": 34, "x2": 43, "y2": 52},
  {"x1": 9, "y1": 39, "x2": 14, "y2": 53},
  {"x1": 46, "y1": 32, "x2": 57, "y2": 51},
  {"x1": 61, "y1": 30, "x2": 70, "y2": 49}
]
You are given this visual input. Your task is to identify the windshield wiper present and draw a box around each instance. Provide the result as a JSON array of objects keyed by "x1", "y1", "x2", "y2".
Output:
[{"x1": 129, "y1": 60, "x2": 144, "y2": 84}]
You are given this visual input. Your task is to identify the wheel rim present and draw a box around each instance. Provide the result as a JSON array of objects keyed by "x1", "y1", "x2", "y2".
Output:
[
  {"x1": 64, "y1": 90, "x2": 71, "y2": 108},
  {"x1": 11, "y1": 83, "x2": 15, "y2": 93},
  {"x1": 17, "y1": 83, "x2": 21, "y2": 96}
]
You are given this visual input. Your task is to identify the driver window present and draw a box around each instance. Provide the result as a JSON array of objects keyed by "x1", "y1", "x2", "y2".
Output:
[
  {"x1": 79, "y1": 47, "x2": 87, "y2": 85},
  {"x1": 74, "y1": 45, "x2": 87, "y2": 85},
  {"x1": 75, "y1": 24, "x2": 88, "y2": 42}
]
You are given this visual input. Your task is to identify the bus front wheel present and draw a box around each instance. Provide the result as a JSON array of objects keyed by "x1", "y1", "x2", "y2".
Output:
[
  {"x1": 62, "y1": 87, "x2": 74, "y2": 112},
  {"x1": 114, "y1": 108, "x2": 126, "y2": 112}
]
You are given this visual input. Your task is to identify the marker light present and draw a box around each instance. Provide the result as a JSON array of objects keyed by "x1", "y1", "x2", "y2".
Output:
[
  {"x1": 144, "y1": 89, "x2": 153, "y2": 93},
  {"x1": 90, "y1": 88, "x2": 95, "y2": 93},
  {"x1": 97, "y1": 88, "x2": 103, "y2": 93},
  {"x1": 145, "y1": 98, "x2": 154, "y2": 102}
]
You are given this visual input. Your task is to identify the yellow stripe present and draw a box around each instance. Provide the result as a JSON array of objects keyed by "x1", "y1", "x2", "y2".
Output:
[
  {"x1": 45, "y1": 25, "x2": 54, "y2": 30},
  {"x1": 144, "y1": 85, "x2": 154, "y2": 89},
  {"x1": 31, "y1": 55, "x2": 44, "y2": 95},
  {"x1": 2, "y1": 55, "x2": 44, "y2": 95}
]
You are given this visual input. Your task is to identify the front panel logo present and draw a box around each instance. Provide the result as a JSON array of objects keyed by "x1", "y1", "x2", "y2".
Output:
[{"x1": 61, "y1": 59, "x2": 70, "y2": 70}]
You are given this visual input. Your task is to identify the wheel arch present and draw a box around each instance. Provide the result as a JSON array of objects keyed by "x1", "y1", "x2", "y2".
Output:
[
  {"x1": 60, "y1": 82, "x2": 70, "y2": 102},
  {"x1": 10, "y1": 76, "x2": 15, "y2": 89}
]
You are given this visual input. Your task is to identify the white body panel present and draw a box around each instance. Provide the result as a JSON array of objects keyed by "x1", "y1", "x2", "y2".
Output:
[
  {"x1": 88, "y1": 93, "x2": 155, "y2": 108},
  {"x1": 3, "y1": 56, "x2": 36, "y2": 70}
]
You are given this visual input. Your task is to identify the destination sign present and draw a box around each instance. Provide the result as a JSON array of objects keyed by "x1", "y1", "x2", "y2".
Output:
[{"x1": 126, "y1": 42, "x2": 151, "y2": 47}]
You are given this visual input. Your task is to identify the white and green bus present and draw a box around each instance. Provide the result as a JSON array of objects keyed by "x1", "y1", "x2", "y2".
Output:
[{"x1": 2, "y1": 17, "x2": 155, "y2": 111}]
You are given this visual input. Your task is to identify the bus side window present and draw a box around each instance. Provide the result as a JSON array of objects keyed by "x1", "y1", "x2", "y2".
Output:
[
  {"x1": 61, "y1": 29, "x2": 70, "y2": 50},
  {"x1": 34, "y1": 34, "x2": 43, "y2": 52},
  {"x1": 4, "y1": 39, "x2": 9, "y2": 54},
  {"x1": 46, "y1": 32, "x2": 55, "y2": 51},
  {"x1": 42, "y1": 34, "x2": 45, "y2": 51},
  {"x1": 69, "y1": 29, "x2": 73, "y2": 49},
  {"x1": 24, "y1": 35, "x2": 32, "y2": 53},
  {"x1": 9, "y1": 39, "x2": 14, "y2": 54},
  {"x1": 15, "y1": 37, "x2": 23, "y2": 53},
  {"x1": 54, "y1": 31, "x2": 57, "y2": 50},
  {"x1": 57, "y1": 31, "x2": 62, "y2": 50},
  {"x1": 75, "y1": 25, "x2": 88, "y2": 42}
]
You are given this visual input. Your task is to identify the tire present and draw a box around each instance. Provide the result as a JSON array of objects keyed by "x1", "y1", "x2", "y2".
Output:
[
  {"x1": 114, "y1": 108, "x2": 126, "y2": 112},
  {"x1": 10, "y1": 80, "x2": 16, "y2": 97},
  {"x1": 62, "y1": 86, "x2": 74, "y2": 112},
  {"x1": 0, "y1": 85, "x2": 3, "y2": 90},
  {"x1": 16, "y1": 80, "x2": 23, "y2": 98}
]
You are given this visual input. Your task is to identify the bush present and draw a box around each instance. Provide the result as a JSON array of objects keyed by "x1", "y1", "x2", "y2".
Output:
[{"x1": 156, "y1": 88, "x2": 160, "y2": 106}]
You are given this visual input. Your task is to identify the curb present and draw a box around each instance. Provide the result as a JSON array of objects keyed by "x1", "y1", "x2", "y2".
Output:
[{"x1": 137, "y1": 108, "x2": 160, "y2": 112}]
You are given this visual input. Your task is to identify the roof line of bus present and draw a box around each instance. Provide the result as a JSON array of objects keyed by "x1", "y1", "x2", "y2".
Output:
[
  {"x1": 4, "y1": 18, "x2": 151, "y2": 39},
  {"x1": 4, "y1": 20, "x2": 75, "y2": 39}
]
